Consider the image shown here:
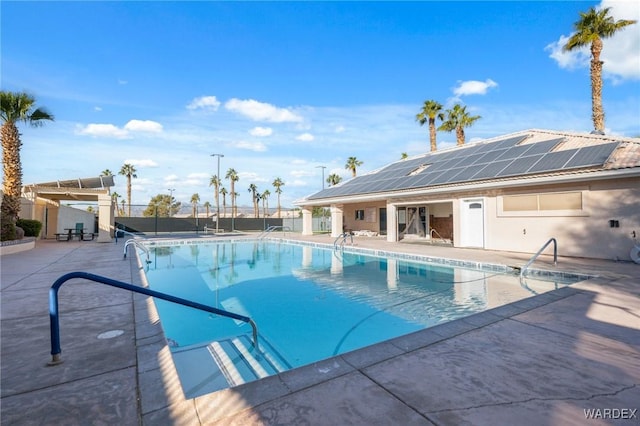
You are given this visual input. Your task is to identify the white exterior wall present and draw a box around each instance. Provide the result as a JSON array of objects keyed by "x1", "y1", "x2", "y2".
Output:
[{"x1": 484, "y1": 178, "x2": 640, "y2": 261}]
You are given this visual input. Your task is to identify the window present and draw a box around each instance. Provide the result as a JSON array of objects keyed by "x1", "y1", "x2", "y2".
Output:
[
  {"x1": 500, "y1": 191, "x2": 585, "y2": 216},
  {"x1": 355, "y1": 210, "x2": 365, "y2": 220}
]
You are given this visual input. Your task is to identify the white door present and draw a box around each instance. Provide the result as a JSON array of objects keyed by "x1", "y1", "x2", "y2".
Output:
[{"x1": 460, "y1": 199, "x2": 484, "y2": 247}]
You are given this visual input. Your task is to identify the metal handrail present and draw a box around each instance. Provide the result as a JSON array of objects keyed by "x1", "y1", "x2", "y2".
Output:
[
  {"x1": 521, "y1": 237, "x2": 557, "y2": 277},
  {"x1": 429, "y1": 228, "x2": 447, "y2": 244},
  {"x1": 47, "y1": 271, "x2": 259, "y2": 365},
  {"x1": 124, "y1": 239, "x2": 150, "y2": 263},
  {"x1": 333, "y1": 232, "x2": 353, "y2": 249},
  {"x1": 258, "y1": 225, "x2": 291, "y2": 239}
]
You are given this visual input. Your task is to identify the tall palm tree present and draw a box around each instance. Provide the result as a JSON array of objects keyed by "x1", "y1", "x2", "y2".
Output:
[
  {"x1": 203, "y1": 201, "x2": 211, "y2": 218},
  {"x1": 190, "y1": 193, "x2": 200, "y2": 217},
  {"x1": 416, "y1": 99, "x2": 443, "y2": 152},
  {"x1": 1, "y1": 91, "x2": 54, "y2": 239},
  {"x1": 111, "y1": 192, "x2": 121, "y2": 216},
  {"x1": 401, "y1": 152, "x2": 409, "y2": 160},
  {"x1": 272, "y1": 177, "x2": 284, "y2": 218},
  {"x1": 100, "y1": 169, "x2": 113, "y2": 176},
  {"x1": 209, "y1": 175, "x2": 220, "y2": 222},
  {"x1": 345, "y1": 157, "x2": 363, "y2": 177},
  {"x1": 261, "y1": 189, "x2": 271, "y2": 217},
  {"x1": 119, "y1": 163, "x2": 137, "y2": 216},
  {"x1": 220, "y1": 187, "x2": 228, "y2": 217},
  {"x1": 225, "y1": 168, "x2": 239, "y2": 218},
  {"x1": 563, "y1": 7, "x2": 636, "y2": 133},
  {"x1": 248, "y1": 183, "x2": 259, "y2": 217},
  {"x1": 232, "y1": 191, "x2": 239, "y2": 217},
  {"x1": 327, "y1": 173, "x2": 343, "y2": 186},
  {"x1": 437, "y1": 104, "x2": 481, "y2": 146}
]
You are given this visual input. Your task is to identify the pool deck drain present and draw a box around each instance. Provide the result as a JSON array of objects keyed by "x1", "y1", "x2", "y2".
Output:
[{"x1": 1, "y1": 234, "x2": 638, "y2": 425}]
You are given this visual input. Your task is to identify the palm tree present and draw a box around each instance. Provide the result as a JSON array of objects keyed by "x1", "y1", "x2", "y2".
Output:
[
  {"x1": 401, "y1": 152, "x2": 408, "y2": 160},
  {"x1": 272, "y1": 177, "x2": 284, "y2": 218},
  {"x1": 209, "y1": 175, "x2": 221, "y2": 222},
  {"x1": 416, "y1": 99, "x2": 443, "y2": 152},
  {"x1": 261, "y1": 189, "x2": 271, "y2": 217},
  {"x1": 248, "y1": 183, "x2": 259, "y2": 217},
  {"x1": 190, "y1": 193, "x2": 200, "y2": 217},
  {"x1": 220, "y1": 187, "x2": 228, "y2": 217},
  {"x1": 563, "y1": 7, "x2": 636, "y2": 133},
  {"x1": 111, "y1": 192, "x2": 121, "y2": 216},
  {"x1": 232, "y1": 191, "x2": 239, "y2": 217},
  {"x1": 119, "y1": 163, "x2": 137, "y2": 216},
  {"x1": 100, "y1": 169, "x2": 113, "y2": 176},
  {"x1": 437, "y1": 104, "x2": 481, "y2": 146},
  {"x1": 327, "y1": 173, "x2": 343, "y2": 186},
  {"x1": 225, "y1": 168, "x2": 239, "y2": 218},
  {"x1": 1, "y1": 91, "x2": 54, "y2": 239},
  {"x1": 345, "y1": 157, "x2": 363, "y2": 177},
  {"x1": 203, "y1": 201, "x2": 211, "y2": 218}
]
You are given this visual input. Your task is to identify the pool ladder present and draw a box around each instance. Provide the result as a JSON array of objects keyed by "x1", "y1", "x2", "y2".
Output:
[{"x1": 520, "y1": 237, "x2": 557, "y2": 277}]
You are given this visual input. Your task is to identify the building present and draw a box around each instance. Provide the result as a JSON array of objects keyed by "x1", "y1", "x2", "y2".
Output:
[{"x1": 295, "y1": 129, "x2": 640, "y2": 261}]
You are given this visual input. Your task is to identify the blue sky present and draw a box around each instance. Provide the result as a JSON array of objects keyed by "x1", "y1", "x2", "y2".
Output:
[{"x1": 2, "y1": 1, "x2": 639, "y2": 209}]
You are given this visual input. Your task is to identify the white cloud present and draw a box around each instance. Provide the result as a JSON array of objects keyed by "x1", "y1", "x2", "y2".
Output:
[
  {"x1": 296, "y1": 133, "x2": 314, "y2": 142},
  {"x1": 453, "y1": 79, "x2": 498, "y2": 97},
  {"x1": 124, "y1": 119, "x2": 163, "y2": 133},
  {"x1": 234, "y1": 140, "x2": 267, "y2": 152},
  {"x1": 76, "y1": 123, "x2": 129, "y2": 139},
  {"x1": 187, "y1": 95, "x2": 221, "y2": 111},
  {"x1": 249, "y1": 126, "x2": 273, "y2": 137},
  {"x1": 225, "y1": 98, "x2": 303, "y2": 122},
  {"x1": 335, "y1": 125, "x2": 346, "y2": 133},
  {"x1": 123, "y1": 159, "x2": 158, "y2": 168},
  {"x1": 187, "y1": 172, "x2": 209, "y2": 179},
  {"x1": 94, "y1": 106, "x2": 102, "y2": 112},
  {"x1": 291, "y1": 169, "x2": 315, "y2": 178},
  {"x1": 547, "y1": 0, "x2": 640, "y2": 81},
  {"x1": 164, "y1": 174, "x2": 179, "y2": 183}
]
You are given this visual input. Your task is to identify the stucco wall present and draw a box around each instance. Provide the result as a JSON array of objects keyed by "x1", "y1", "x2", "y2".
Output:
[
  {"x1": 484, "y1": 178, "x2": 639, "y2": 261},
  {"x1": 342, "y1": 202, "x2": 386, "y2": 233}
]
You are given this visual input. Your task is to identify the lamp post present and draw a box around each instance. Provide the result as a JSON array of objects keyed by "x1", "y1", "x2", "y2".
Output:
[
  {"x1": 316, "y1": 165, "x2": 326, "y2": 190},
  {"x1": 211, "y1": 154, "x2": 224, "y2": 233},
  {"x1": 168, "y1": 188, "x2": 175, "y2": 217}
]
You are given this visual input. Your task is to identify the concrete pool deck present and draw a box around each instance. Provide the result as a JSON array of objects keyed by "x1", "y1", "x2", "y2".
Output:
[{"x1": 1, "y1": 234, "x2": 638, "y2": 425}]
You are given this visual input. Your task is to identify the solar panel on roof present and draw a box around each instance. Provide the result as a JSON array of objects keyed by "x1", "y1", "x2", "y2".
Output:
[
  {"x1": 494, "y1": 144, "x2": 535, "y2": 161},
  {"x1": 527, "y1": 149, "x2": 578, "y2": 173},
  {"x1": 446, "y1": 164, "x2": 490, "y2": 183},
  {"x1": 519, "y1": 139, "x2": 563, "y2": 156},
  {"x1": 496, "y1": 154, "x2": 545, "y2": 177},
  {"x1": 470, "y1": 159, "x2": 514, "y2": 180},
  {"x1": 454, "y1": 152, "x2": 487, "y2": 168},
  {"x1": 564, "y1": 142, "x2": 618, "y2": 168},
  {"x1": 472, "y1": 149, "x2": 511, "y2": 165}
]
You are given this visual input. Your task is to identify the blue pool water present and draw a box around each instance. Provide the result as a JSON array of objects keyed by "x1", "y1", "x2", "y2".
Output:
[{"x1": 140, "y1": 239, "x2": 581, "y2": 398}]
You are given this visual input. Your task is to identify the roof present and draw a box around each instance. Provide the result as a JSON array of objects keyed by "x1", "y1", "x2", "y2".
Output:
[
  {"x1": 299, "y1": 129, "x2": 640, "y2": 204},
  {"x1": 24, "y1": 175, "x2": 115, "y2": 189}
]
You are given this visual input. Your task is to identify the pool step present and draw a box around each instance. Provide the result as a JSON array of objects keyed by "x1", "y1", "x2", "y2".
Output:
[{"x1": 171, "y1": 334, "x2": 291, "y2": 398}]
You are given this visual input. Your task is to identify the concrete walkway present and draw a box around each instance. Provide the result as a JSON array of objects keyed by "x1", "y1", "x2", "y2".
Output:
[{"x1": 1, "y1": 235, "x2": 638, "y2": 425}]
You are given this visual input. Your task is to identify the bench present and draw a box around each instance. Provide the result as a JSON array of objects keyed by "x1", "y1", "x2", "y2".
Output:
[{"x1": 55, "y1": 233, "x2": 70, "y2": 241}]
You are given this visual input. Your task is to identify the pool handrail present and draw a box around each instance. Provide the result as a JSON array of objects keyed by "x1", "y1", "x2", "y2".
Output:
[
  {"x1": 258, "y1": 225, "x2": 291, "y2": 239},
  {"x1": 47, "y1": 271, "x2": 259, "y2": 365},
  {"x1": 333, "y1": 232, "x2": 353, "y2": 249},
  {"x1": 521, "y1": 237, "x2": 557, "y2": 277},
  {"x1": 123, "y1": 239, "x2": 151, "y2": 264}
]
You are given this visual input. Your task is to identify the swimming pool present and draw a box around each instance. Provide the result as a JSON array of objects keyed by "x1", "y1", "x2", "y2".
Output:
[{"x1": 139, "y1": 238, "x2": 584, "y2": 398}]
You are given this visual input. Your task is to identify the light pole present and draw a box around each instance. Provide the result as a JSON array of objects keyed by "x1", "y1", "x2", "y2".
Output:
[
  {"x1": 316, "y1": 165, "x2": 326, "y2": 190},
  {"x1": 168, "y1": 188, "x2": 175, "y2": 217},
  {"x1": 211, "y1": 154, "x2": 224, "y2": 233}
]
